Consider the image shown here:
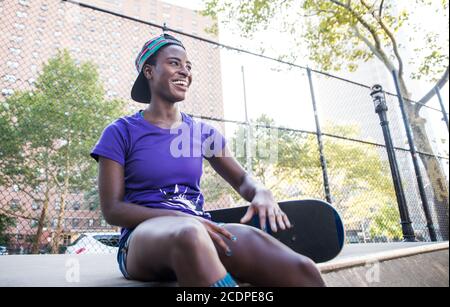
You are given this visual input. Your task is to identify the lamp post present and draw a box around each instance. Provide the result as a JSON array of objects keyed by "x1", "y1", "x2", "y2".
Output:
[{"x1": 371, "y1": 84, "x2": 416, "y2": 242}]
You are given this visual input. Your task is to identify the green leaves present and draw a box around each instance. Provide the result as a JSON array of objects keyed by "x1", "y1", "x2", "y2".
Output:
[
  {"x1": 0, "y1": 50, "x2": 125, "y2": 250},
  {"x1": 202, "y1": 0, "x2": 448, "y2": 81}
]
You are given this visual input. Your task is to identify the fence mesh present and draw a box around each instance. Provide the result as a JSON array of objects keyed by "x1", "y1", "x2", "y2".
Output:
[{"x1": 0, "y1": 0, "x2": 448, "y2": 255}]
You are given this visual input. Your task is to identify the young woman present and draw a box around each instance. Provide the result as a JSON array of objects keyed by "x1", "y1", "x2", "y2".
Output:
[{"x1": 90, "y1": 34, "x2": 325, "y2": 287}]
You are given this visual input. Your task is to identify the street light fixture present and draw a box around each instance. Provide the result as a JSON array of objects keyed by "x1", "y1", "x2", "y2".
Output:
[{"x1": 370, "y1": 84, "x2": 416, "y2": 242}]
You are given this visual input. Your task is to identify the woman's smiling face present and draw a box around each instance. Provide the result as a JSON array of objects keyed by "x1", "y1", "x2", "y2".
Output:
[{"x1": 143, "y1": 44, "x2": 193, "y2": 103}]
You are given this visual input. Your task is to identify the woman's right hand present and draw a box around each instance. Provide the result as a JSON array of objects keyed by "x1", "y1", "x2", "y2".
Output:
[{"x1": 193, "y1": 216, "x2": 237, "y2": 256}]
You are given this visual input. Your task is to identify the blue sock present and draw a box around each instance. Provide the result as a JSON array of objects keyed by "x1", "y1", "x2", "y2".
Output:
[{"x1": 210, "y1": 273, "x2": 238, "y2": 287}]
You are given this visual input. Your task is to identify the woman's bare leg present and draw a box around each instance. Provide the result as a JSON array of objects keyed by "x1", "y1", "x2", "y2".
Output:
[
  {"x1": 125, "y1": 216, "x2": 227, "y2": 286},
  {"x1": 214, "y1": 223, "x2": 325, "y2": 287}
]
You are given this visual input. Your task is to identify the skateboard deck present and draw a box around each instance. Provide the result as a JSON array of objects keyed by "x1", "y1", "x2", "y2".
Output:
[{"x1": 207, "y1": 199, "x2": 345, "y2": 263}]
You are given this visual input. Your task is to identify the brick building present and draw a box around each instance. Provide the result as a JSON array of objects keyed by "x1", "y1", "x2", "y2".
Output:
[{"x1": 0, "y1": 0, "x2": 226, "y2": 253}]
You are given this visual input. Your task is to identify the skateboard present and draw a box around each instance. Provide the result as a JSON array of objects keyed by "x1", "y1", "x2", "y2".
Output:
[{"x1": 207, "y1": 199, "x2": 345, "y2": 263}]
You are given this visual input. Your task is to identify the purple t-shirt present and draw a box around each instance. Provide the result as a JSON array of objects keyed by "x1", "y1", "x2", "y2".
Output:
[{"x1": 90, "y1": 111, "x2": 226, "y2": 239}]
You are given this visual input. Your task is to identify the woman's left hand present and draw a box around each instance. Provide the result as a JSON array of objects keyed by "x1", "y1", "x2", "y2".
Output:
[{"x1": 240, "y1": 189, "x2": 292, "y2": 233}]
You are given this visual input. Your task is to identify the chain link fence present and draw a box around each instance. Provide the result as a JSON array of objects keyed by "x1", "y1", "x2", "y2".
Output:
[{"x1": 0, "y1": 0, "x2": 448, "y2": 255}]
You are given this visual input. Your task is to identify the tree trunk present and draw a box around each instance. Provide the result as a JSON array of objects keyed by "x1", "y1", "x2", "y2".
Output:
[
  {"x1": 399, "y1": 76, "x2": 449, "y2": 240},
  {"x1": 31, "y1": 188, "x2": 50, "y2": 254},
  {"x1": 51, "y1": 163, "x2": 69, "y2": 254},
  {"x1": 408, "y1": 102, "x2": 449, "y2": 240}
]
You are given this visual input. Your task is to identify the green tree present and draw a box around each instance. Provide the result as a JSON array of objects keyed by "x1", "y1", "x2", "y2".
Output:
[
  {"x1": 0, "y1": 50, "x2": 125, "y2": 253},
  {"x1": 203, "y1": 114, "x2": 401, "y2": 240},
  {"x1": 0, "y1": 214, "x2": 16, "y2": 246},
  {"x1": 369, "y1": 202, "x2": 403, "y2": 241},
  {"x1": 203, "y1": 0, "x2": 449, "y2": 239}
]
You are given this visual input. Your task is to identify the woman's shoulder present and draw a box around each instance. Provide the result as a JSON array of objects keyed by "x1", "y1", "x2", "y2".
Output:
[{"x1": 106, "y1": 111, "x2": 141, "y2": 131}]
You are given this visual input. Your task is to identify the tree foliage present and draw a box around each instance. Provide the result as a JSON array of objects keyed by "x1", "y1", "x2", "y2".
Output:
[{"x1": 0, "y1": 50, "x2": 125, "y2": 253}]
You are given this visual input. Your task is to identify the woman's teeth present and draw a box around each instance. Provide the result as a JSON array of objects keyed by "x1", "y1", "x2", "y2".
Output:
[{"x1": 172, "y1": 80, "x2": 188, "y2": 87}]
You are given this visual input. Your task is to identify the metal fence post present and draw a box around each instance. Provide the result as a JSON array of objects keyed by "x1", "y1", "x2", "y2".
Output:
[
  {"x1": 392, "y1": 71, "x2": 437, "y2": 241},
  {"x1": 435, "y1": 86, "x2": 449, "y2": 132},
  {"x1": 241, "y1": 65, "x2": 252, "y2": 175},
  {"x1": 370, "y1": 84, "x2": 416, "y2": 242},
  {"x1": 306, "y1": 68, "x2": 332, "y2": 204}
]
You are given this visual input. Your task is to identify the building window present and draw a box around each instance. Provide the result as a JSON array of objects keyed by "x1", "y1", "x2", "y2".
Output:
[
  {"x1": 88, "y1": 219, "x2": 94, "y2": 227},
  {"x1": 72, "y1": 218, "x2": 80, "y2": 228},
  {"x1": 7, "y1": 61, "x2": 19, "y2": 69},
  {"x1": 32, "y1": 51, "x2": 39, "y2": 59},
  {"x1": 107, "y1": 90, "x2": 118, "y2": 97},
  {"x1": 16, "y1": 11, "x2": 28, "y2": 18},
  {"x1": 28, "y1": 78, "x2": 35, "y2": 86},
  {"x1": 30, "y1": 220, "x2": 38, "y2": 228},
  {"x1": 10, "y1": 199, "x2": 20, "y2": 211},
  {"x1": 2, "y1": 89, "x2": 14, "y2": 97},
  {"x1": 63, "y1": 235, "x2": 71, "y2": 246},
  {"x1": 4, "y1": 75, "x2": 17, "y2": 83},
  {"x1": 9, "y1": 47, "x2": 22, "y2": 55},
  {"x1": 72, "y1": 201, "x2": 81, "y2": 211},
  {"x1": 88, "y1": 203, "x2": 96, "y2": 211},
  {"x1": 100, "y1": 218, "x2": 107, "y2": 227},
  {"x1": 31, "y1": 201, "x2": 41, "y2": 211},
  {"x1": 14, "y1": 23, "x2": 25, "y2": 30},
  {"x1": 54, "y1": 201, "x2": 61, "y2": 211},
  {"x1": 18, "y1": 0, "x2": 30, "y2": 6},
  {"x1": 10, "y1": 35, "x2": 23, "y2": 43},
  {"x1": 54, "y1": 31, "x2": 61, "y2": 37},
  {"x1": 41, "y1": 4, "x2": 48, "y2": 11}
]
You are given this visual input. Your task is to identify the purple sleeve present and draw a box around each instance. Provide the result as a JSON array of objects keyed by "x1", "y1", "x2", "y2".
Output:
[
  {"x1": 90, "y1": 121, "x2": 128, "y2": 166},
  {"x1": 201, "y1": 122, "x2": 227, "y2": 160}
]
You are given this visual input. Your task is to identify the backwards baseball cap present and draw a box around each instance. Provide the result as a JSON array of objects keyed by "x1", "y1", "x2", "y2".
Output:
[{"x1": 131, "y1": 33, "x2": 185, "y2": 103}]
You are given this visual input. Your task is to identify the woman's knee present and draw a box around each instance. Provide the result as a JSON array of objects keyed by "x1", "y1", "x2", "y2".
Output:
[
  {"x1": 297, "y1": 256, "x2": 326, "y2": 287},
  {"x1": 172, "y1": 218, "x2": 212, "y2": 251}
]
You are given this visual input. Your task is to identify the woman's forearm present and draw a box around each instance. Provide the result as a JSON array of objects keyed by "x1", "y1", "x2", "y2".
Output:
[{"x1": 104, "y1": 201, "x2": 188, "y2": 229}]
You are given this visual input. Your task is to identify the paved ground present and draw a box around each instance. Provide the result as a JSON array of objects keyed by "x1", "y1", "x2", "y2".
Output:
[{"x1": 0, "y1": 242, "x2": 447, "y2": 287}]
